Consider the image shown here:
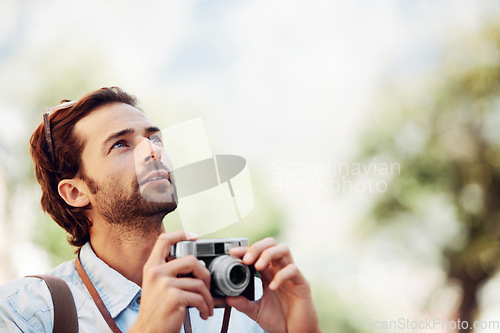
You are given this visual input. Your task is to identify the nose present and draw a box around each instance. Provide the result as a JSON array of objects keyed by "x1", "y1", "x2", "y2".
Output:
[
  {"x1": 135, "y1": 137, "x2": 162, "y2": 164},
  {"x1": 145, "y1": 139, "x2": 162, "y2": 163}
]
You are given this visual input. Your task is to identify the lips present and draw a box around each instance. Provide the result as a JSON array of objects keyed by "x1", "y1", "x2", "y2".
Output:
[{"x1": 139, "y1": 170, "x2": 171, "y2": 186}]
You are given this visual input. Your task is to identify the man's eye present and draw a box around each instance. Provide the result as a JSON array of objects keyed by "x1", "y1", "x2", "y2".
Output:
[
  {"x1": 112, "y1": 140, "x2": 127, "y2": 149},
  {"x1": 149, "y1": 135, "x2": 163, "y2": 145}
]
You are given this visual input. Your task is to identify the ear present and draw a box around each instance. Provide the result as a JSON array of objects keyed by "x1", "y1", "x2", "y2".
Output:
[{"x1": 58, "y1": 179, "x2": 90, "y2": 208}]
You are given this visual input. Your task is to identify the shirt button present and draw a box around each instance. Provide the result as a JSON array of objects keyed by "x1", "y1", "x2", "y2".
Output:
[{"x1": 137, "y1": 297, "x2": 141, "y2": 305}]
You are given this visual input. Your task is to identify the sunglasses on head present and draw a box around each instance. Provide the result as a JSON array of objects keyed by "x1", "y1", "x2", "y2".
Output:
[{"x1": 43, "y1": 100, "x2": 78, "y2": 164}]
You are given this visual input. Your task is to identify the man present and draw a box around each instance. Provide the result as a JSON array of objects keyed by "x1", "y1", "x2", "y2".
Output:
[{"x1": 0, "y1": 87, "x2": 321, "y2": 332}]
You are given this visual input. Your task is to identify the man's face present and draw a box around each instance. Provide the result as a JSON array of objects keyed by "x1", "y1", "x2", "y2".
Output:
[{"x1": 74, "y1": 102, "x2": 177, "y2": 231}]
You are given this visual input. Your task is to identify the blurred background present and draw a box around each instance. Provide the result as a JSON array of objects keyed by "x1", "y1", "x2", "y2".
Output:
[{"x1": 2, "y1": 0, "x2": 500, "y2": 331}]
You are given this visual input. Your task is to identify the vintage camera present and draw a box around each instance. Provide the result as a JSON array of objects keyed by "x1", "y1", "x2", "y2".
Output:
[{"x1": 170, "y1": 238, "x2": 255, "y2": 303}]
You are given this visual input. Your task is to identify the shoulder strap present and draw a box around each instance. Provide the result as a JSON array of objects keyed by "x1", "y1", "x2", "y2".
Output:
[
  {"x1": 28, "y1": 275, "x2": 79, "y2": 333},
  {"x1": 183, "y1": 305, "x2": 231, "y2": 333},
  {"x1": 75, "y1": 255, "x2": 122, "y2": 333}
]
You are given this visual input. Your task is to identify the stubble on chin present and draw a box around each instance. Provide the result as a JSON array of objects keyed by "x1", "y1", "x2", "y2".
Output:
[{"x1": 83, "y1": 175, "x2": 177, "y2": 236}]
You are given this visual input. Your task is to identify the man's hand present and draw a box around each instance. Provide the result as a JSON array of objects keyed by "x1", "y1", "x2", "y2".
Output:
[
  {"x1": 130, "y1": 231, "x2": 214, "y2": 333},
  {"x1": 227, "y1": 237, "x2": 321, "y2": 333}
]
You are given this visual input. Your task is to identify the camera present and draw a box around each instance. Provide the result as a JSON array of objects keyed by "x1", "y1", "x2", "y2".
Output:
[{"x1": 170, "y1": 238, "x2": 255, "y2": 303}]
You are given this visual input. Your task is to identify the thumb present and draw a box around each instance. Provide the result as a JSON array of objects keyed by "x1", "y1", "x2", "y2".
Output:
[{"x1": 226, "y1": 296, "x2": 260, "y2": 321}]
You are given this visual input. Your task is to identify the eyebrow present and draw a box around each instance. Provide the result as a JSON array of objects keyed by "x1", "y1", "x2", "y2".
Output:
[
  {"x1": 103, "y1": 126, "x2": 162, "y2": 148},
  {"x1": 103, "y1": 128, "x2": 134, "y2": 148},
  {"x1": 145, "y1": 126, "x2": 161, "y2": 136}
]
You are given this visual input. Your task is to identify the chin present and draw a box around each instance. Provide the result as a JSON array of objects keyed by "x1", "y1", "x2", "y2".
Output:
[{"x1": 140, "y1": 182, "x2": 177, "y2": 204}]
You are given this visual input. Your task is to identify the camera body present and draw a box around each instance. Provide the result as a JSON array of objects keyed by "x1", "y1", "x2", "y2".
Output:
[{"x1": 170, "y1": 238, "x2": 255, "y2": 304}]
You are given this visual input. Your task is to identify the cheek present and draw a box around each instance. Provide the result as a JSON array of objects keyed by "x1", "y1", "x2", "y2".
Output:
[
  {"x1": 94, "y1": 173, "x2": 137, "y2": 198},
  {"x1": 161, "y1": 151, "x2": 174, "y2": 170},
  {"x1": 94, "y1": 160, "x2": 137, "y2": 187}
]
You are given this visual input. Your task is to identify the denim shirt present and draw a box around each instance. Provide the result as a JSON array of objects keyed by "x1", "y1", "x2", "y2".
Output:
[{"x1": 0, "y1": 243, "x2": 264, "y2": 332}]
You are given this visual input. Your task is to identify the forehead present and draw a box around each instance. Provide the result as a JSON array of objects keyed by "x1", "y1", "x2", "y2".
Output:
[{"x1": 75, "y1": 102, "x2": 153, "y2": 149}]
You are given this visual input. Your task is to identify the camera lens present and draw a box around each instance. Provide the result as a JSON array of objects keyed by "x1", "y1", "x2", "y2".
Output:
[
  {"x1": 209, "y1": 255, "x2": 250, "y2": 296},
  {"x1": 230, "y1": 265, "x2": 247, "y2": 285}
]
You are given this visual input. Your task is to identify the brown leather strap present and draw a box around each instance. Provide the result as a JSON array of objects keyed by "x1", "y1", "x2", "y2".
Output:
[
  {"x1": 29, "y1": 275, "x2": 78, "y2": 333},
  {"x1": 183, "y1": 305, "x2": 232, "y2": 333},
  {"x1": 75, "y1": 256, "x2": 123, "y2": 333},
  {"x1": 221, "y1": 305, "x2": 231, "y2": 333},
  {"x1": 183, "y1": 309, "x2": 193, "y2": 333}
]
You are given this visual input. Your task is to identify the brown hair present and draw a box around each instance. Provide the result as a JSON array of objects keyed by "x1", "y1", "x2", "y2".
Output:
[{"x1": 30, "y1": 87, "x2": 138, "y2": 248}]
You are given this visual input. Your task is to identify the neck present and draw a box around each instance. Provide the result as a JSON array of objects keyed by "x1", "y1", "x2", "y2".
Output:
[{"x1": 88, "y1": 217, "x2": 166, "y2": 287}]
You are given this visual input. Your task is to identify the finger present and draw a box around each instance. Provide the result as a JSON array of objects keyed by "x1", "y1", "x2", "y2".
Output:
[
  {"x1": 164, "y1": 256, "x2": 211, "y2": 289},
  {"x1": 228, "y1": 246, "x2": 248, "y2": 258},
  {"x1": 256, "y1": 266, "x2": 275, "y2": 286},
  {"x1": 268, "y1": 263, "x2": 305, "y2": 291},
  {"x1": 176, "y1": 289, "x2": 211, "y2": 320},
  {"x1": 254, "y1": 244, "x2": 293, "y2": 271},
  {"x1": 242, "y1": 238, "x2": 277, "y2": 265},
  {"x1": 226, "y1": 296, "x2": 260, "y2": 322},
  {"x1": 171, "y1": 277, "x2": 214, "y2": 316},
  {"x1": 146, "y1": 231, "x2": 194, "y2": 267}
]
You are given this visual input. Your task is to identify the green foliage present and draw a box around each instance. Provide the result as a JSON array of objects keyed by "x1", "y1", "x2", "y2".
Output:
[
  {"x1": 357, "y1": 19, "x2": 500, "y2": 324},
  {"x1": 311, "y1": 283, "x2": 367, "y2": 333},
  {"x1": 33, "y1": 215, "x2": 76, "y2": 266}
]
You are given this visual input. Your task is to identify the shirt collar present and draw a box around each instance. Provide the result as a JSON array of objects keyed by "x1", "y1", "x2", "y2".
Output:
[{"x1": 79, "y1": 242, "x2": 141, "y2": 318}]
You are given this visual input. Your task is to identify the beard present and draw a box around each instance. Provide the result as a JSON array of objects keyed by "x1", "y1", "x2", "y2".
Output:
[{"x1": 83, "y1": 171, "x2": 177, "y2": 235}]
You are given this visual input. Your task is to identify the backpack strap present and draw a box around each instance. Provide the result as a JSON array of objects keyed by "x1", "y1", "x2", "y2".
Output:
[{"x1": 28, "y1": 275, "x2": 79, "y2": 333}]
